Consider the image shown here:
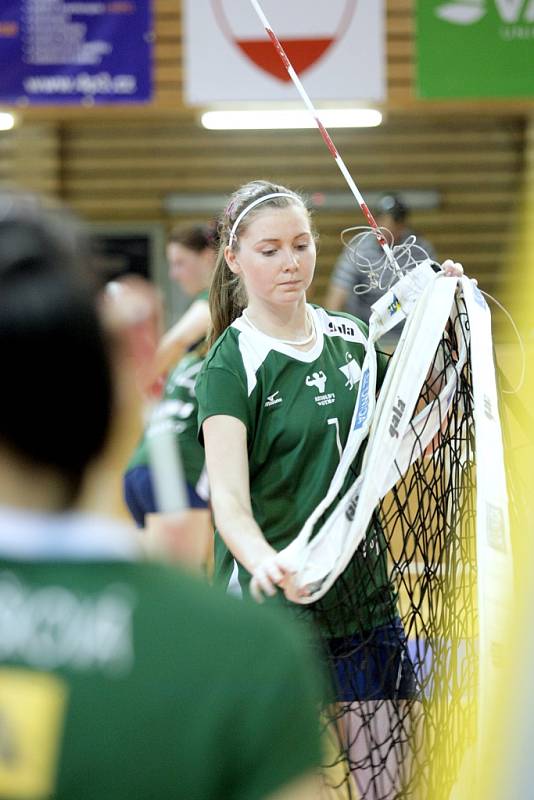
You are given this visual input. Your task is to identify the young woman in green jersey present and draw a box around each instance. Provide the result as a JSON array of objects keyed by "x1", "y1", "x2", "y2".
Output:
[
  {"x1": 123, "y1": 339, "x2": 213, "y2": 571},
  {"x1": 196, "y1": 179, "x2": 463, "y2": 798},
  {"x1": 143, "y1": 222, "x2": 217, "y2": 392},
  {"x1": 124, "y1": 224, "x2": 216, "y2": 565}
]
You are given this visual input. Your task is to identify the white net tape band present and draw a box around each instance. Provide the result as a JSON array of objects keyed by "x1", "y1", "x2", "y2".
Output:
[{"x1": 282, "y1": 271, "x2": 513, "y2": 639}]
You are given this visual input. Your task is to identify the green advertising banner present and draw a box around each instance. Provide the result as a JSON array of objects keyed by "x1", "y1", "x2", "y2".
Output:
[{"x1": 416, "y1": 1, "x2": 534, "y2": 99}]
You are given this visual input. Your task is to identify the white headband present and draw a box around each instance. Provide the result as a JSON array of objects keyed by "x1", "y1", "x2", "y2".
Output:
[{"x1": 228, "y1": 192, "x2": 297, "y2": 246}]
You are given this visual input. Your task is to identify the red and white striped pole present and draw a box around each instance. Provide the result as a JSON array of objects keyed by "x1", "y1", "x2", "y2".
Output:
[{"x1": 248, "y1": 0, "x2": 400, "y2": 274}]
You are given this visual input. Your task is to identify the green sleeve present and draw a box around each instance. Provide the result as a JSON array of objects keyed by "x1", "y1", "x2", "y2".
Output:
[
  {"x1": 196, "y1": 365, "x2": 251, "y2": 442},
  {"x1": 232, "y1": 612, "x2": 323, "y2": 800}
]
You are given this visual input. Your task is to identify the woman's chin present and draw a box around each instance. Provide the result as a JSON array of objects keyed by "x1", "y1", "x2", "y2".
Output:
[{"x1": 274, "y1": 282, "x2": 308, "y2": 299}]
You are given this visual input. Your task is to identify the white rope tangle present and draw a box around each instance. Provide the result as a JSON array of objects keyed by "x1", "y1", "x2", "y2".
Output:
[{"x1": 339, "y1": 225, "x2": 437, "y2": 296}]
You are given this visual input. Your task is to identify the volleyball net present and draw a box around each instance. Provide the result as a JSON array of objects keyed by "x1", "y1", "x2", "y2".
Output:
[{"x1": 282, "y1": 267, "x2": 512, "y2": 799}]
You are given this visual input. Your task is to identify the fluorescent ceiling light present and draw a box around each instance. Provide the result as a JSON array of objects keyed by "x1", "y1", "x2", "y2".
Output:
[
  {"x1": 201, "y1": 108, "x2": 382, "y2": 130},
  {"x1": 0, "y1": 112, "x2": 15, "y2": 131}
]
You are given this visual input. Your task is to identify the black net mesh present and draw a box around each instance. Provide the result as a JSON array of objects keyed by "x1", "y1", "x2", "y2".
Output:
[{"x1": 297, "y1": 293, "x2": 478, "y2": 799}]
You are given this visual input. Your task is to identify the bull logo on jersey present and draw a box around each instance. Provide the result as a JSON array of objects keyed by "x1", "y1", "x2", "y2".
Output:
[
  {"x1": 338, "y1": 353, "x2": 361, "y2": 390},
  {"x1": 306, "y1": 371, "x2": 327, "y2": 394}
]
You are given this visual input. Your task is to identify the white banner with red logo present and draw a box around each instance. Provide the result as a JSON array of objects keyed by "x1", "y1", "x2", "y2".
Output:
[{"x1": 183, "y1": 0, "x2": 385, "y2": 103}]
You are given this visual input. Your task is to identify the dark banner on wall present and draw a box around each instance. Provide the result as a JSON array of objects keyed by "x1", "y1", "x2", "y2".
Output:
[{"x1": 0, "y1": 1, "x2": 153, "y2": 105}]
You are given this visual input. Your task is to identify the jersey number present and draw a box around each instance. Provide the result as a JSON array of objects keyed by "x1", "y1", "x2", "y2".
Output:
[{"x1": 327, "y1": 417, "x2": 343, "y2": 459}]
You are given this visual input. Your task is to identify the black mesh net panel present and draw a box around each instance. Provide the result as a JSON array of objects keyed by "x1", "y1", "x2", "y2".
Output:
[{"x1": 296, "y1": 293, "x2": 478, "y2": 799}]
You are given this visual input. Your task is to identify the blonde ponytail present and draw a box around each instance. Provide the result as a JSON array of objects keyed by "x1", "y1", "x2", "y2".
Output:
[{"x1": 208, "y1": 243, "x2": 247, "y2": 347}]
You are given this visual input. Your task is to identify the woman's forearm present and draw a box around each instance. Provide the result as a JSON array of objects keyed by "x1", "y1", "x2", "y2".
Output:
[{"x1": 211, "y1": 489, "x2": 276, "y2": 574}]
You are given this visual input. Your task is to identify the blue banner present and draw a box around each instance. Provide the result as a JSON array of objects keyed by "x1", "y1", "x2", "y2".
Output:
[{"x1": 0, "y1": 1, "x2": 153, "y2": 104}]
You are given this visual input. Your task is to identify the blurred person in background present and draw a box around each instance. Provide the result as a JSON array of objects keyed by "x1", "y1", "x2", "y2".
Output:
[
  {"x1": 123, "y1": 337, "x2": 213, "y2": 570},
  {"x1": 144, "y1": 222, "x2": 217, "y2": 392},
  {"x1": 0, "y1": 192, "x2": 325, "y2": 800},
  {"x1": 324, "y1": 193, "x2": 437, "y2": 324},
  {"x1": 123, "y1": 223, "x2": 218, "y2": 569}
]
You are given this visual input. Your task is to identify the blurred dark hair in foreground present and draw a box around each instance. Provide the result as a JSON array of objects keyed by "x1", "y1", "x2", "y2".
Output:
[{"x1": 0, "y1": 192, "x2": 113, "y2": 505}]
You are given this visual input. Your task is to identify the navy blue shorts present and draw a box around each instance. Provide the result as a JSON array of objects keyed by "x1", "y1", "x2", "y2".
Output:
[
  {"x1": 123, "y1": 465, "x2": 208, "y2": 528},
  {"x1": 326, "y1": 618, "x2": 417, "y2": 702}
]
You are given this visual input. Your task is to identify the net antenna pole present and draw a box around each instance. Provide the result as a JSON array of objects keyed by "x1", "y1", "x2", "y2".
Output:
[{"x1": 248, "y1": 0, "x2": 401, "y2": 276}]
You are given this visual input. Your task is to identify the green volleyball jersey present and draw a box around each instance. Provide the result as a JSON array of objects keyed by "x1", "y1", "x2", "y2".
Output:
[
  {"x1": 0, "y1": 511, "x2": 322, "y2": 800},
  {"x1": 196, "y1": 304, "x2": 397, "y2": 637},
  {"x1": 127, "y1": 350, "x2": 208, "y2": 499}
]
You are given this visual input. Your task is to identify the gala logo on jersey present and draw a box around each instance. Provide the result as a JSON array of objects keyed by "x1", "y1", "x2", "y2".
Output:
[
  {"x1": 212, "y1": 0, "x2": 358, "y2": 82},
  {"x1": 328, "y1": 319, "x2": 357, "y2": 338}
]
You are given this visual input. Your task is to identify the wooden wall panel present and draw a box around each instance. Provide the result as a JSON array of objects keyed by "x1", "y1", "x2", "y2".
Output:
[
  {"x1": 60, "y1": 114, "x2": 525, "y2": 315},
  {"x1": 0, "y1": 124, "x2": 60, "y2": 196}
]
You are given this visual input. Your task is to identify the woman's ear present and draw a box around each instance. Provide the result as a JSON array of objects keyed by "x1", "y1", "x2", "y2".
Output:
[{"x1": 224, "y1": 245, "x2": 240, "y2": 275}]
